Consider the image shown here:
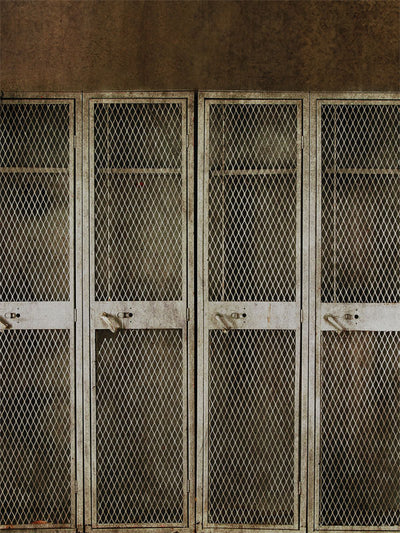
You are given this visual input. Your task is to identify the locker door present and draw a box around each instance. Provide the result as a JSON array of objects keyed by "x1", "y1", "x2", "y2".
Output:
[
  {"x1": 198, "y1": 94, "x2": 307, "y2": 532},
  {"x1": 84, "y1": 94, "x2": 194, "y2": 532},
  {"x1": 310, "y1": 96, "x2": 400, "y2": 531},
  {"x1": 0, "y1": 96, "x2": 80, "y2": 530}
]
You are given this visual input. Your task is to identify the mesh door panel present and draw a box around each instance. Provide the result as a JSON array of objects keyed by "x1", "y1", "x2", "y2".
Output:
[
  {"x1": 208, "y1": 329, "x2": 296, "y2": 525},
  {"x1": 0, "y1": 172, "x2": 71, "y2": 301},
  {"x1": 321, "y1": 104, "x2": 399, "y2": 172},
  {"x1": 0, "y1": 102, "x2": 71, "y2": 302},
  {"x1": 95, "y1": 329, "x2": 184, "y2": 525},
  {"x1": 0, "y1": 103, "x2": 70, "y2": 168},
  {"x1": 208, "y1": 104, "x2": 298, "y2": 171},
  {"x1": 94, "y1": 103, "x2": 182, "y2": 170},
  {"x1": 0, "y1": 330, "x2": 72, "y2": 526},
  {"x1": 321, "y1": 104, "x2": 400, "y2": 303},
  {"x1": 319, "y1": 331, "x2": 400, "y2": 527},
  {"x1": 208, "y1": 104, "x2": 298, "y2": 302},
  {"x1": 94, "y1": 172, "x2": 182, "y2": 301},
  {"x1": 93, "y1": 103, "x2": 183, "y2": 302}
]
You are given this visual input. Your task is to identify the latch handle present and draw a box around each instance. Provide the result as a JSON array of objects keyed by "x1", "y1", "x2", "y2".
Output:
[
  {"x1": 100, "y1": 312, "x2": 121, "y2": 333},
  {"x1": 323, "y1": 314, "x2": 347, "y2": 333},
  {"x1": 215, "y1": 313, "x2": 231, "y2": 333},
  {"x1": 0, "y1": 316, "x2": 12, "y2": 330}
]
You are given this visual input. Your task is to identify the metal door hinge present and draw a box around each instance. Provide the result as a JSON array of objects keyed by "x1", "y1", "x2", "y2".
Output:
[
  {"x1": 186, "y1": 479, "x2": 190, "y2": 492},
  {"x1": 74, "y1": 309, "x2": 77, "y2": 322},
  {"x1": 301, "y1": 135, "x2": 304, "y2": 150},
  {"x1": 298, "y1": 481, "x2": 302, "y2": 495},
  {"x1": 300, "y1": 309, "x2": 304, "y2": 323},
  {"x1": 73, "y1": 135, "x2": 77, "y2": 149},
  {"x1": 186, "y1": 134, "x2": 189, "y2": 149},
  {"x1": 74, "y1": 480, "x2": 79, "y2": 493},
  {"x1": 186, "y1": 308, "x2": 191, "y2": 321}
]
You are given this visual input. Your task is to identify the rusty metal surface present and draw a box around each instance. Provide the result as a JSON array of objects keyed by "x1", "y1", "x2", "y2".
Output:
[{"x1": 0, "y1": 1, "x2": 399, "y2": 92}]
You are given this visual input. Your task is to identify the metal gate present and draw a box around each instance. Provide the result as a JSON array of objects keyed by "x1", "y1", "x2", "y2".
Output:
[
  {"x1": 0, "y1": 95, "x2": 82, "y2": 530},
  {"x1": 83, "y1": 93, "x2": 195, "y2": 532},
  {"x1": 197, "y1": 93, "x2": 308, "y2": 532},
  {"x1": 309, "y1": 95, "x2": 400, "y2": 532}
]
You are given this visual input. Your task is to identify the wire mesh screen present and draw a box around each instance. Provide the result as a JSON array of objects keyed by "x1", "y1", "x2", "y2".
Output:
[
  {"x1": 319, "y1": 331, "x2": 400, "y2": 527},
  {"x1": 0, "y1": 103, "x2": 71, "y2": 302},
  {"x1": 321, "y1": 104, "x2": 400, "y2": 303},
  {"x1": 93, "y1": 103, "x2": 183, "y2": 302},
  {"x1": 208, "y1": 329, "x2": 296, "y2": 525},
  {"x1": 0, "y1": 103, "x2": 70, "y2": 168},
  {"x1": 95, "y1": 329, "x2": 184, "y2": 525},
  {"x1": 0, "y1": 329, "x2": 72, "y2": 526},
  {"x1": 0, "y1": 172, "x2": 70, "y2": 301},
  {"x1": 208, "y1": 103, "x2": 298, "y2": 301}
]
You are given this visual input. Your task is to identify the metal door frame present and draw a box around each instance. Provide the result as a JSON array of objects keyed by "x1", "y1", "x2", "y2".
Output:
[
  {"x1": 0, "y1": 92, "x2": 83, "y2": 533},
  {"x1": 82, "y1": 91, "x2": 195, "y2": 533},
  {"x1": 308, "y1": 92, "x2": 400, "y2": 533},
  {"x1": 196, "y1": 91, "x2": 310, "y2": 533}
]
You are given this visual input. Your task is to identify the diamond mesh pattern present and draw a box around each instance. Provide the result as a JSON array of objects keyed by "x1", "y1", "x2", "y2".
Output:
[
  {"x1": 0, "y1": 172, "x2": 71, "y2": 301},
  {"x1": 0, "y1": 330, "x2": 72, "y2": 526},
  {"x1": 208, "y1": 329, "x2": 296, "y2": 525},
  {"x1": 93, "y1": 103, "x2": 183, "y2": 301},
  {"x1": 208, "y1": 103, "x2": 298, "y2": 301},
  {"x1": 0, "y1": 103, "x2": 70, "y2": 169},
  {"x1": 209, "y1": 104, "x2": 298, "y2": 171},
  {"x1": 321, "y1": 104, "x2": 400, "y2": 303},
  {"x1": 319, "y1": 331, "x2": 400, "y2": 527},
  {"x1": 321, "y1": 104, "x2": 399, "y2": 172},
  {"x1": 94, "y1": 172, "x2": 182, "y2": 301},
  {"x1": 96, "y1": 329, "x2": 184, "y2": 525},
  {"x1": 209, "y1": 173, "x2": 297, "y2": 301},
  {"x1": 94, "y1": 103, "x2": 182, "y2": 170},
  {"x1": 0, "y1": 102, "x2": 71, "y2": 301}
]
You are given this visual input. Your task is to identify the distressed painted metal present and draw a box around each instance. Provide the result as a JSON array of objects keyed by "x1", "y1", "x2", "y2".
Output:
[
  {"x1": 82, "y1": 92, "x2": 195, "y2": 533},
  {"x1": 1, "y1": 90, "x2": 399, "y2": 533},
  {"x1": 0, "y1": 92, "x2": 83, "y2": 532},
  {"x1": 308, "y1": 92, "x2": 400, "y2": 533},
  {"x1": 197, "y1": 92, "x2": 309, "y2": 533}
]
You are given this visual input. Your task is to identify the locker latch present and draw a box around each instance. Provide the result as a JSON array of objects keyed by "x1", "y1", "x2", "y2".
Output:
[
  {"x1": 215, "y1": 313, "x2": 232, "y2": 332},
  {"x1": 323, "y1": 314, "x2": 347, "y2": 333},
  {"x1": 0, "y1": 316, "x2": 12, "y2": 330},
  {"x1": 5, "y1": 312, "x2": 20, "y2": 319},
  {"x1": 100, "y1": 312, "x2": 121, "y2": 333},
  {"x1": 117, "y1": 312, "x2": 133, "y2": 319}
]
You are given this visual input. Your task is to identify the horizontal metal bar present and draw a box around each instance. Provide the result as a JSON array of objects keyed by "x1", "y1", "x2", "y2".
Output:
[
  {"x1": 0, "y1": 524, "x2": 76, "y2": 533},
  {"x1": 320, "y1": 303, "x2": 400, "y2": 331},
  {"x1": 97, "y1": 168, "x2": 181, "y2": 174},
  {"x1": 0, "y1": 167, "x2": 68, "y2": 173},
  {"x1": 209, "y1": 168, "x2": 297, "y2": 176},
  {"x1": 0, "y1": 301, "x2": 74, "y2": 329},
  {"x1": 323, "y1": 168, "x2": 399, "y2": 175},
  {"x1": 92, "y1": 301, "x2": 186, "y2": 329},
  {"x1": 201, "y1": 527, "x2": 300, "y2": 533},
  {"x1": 208, "y1": 301, "x2": 299, "y2": 330},
  {"x1": 85, "y1": 524, "x2": 193, "y2": 533},
  {"x1": 312, "y1": 526, "x2": 399, "y2": 533}
]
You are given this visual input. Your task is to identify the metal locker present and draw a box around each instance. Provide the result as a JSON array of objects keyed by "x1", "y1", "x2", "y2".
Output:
[
  {"x1": 0, "y1": 94, "x2": 82, "y2": 530},
  {"x1": 309, "y1": 94, "x2": 400, "y2": 532},
  {"x1": 197, "y1": 93, "x2": 309, "y2": 533},
  {"x1": 83, "y1": 93, "x2": 195, "y2": 533}
]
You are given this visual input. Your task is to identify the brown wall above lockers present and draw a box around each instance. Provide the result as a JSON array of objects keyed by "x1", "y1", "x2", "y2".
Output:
[{"x1": 0, "y1": 0, "x2": 399, "y2": 92}]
